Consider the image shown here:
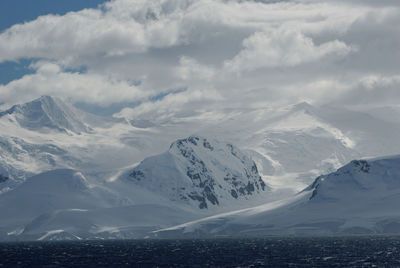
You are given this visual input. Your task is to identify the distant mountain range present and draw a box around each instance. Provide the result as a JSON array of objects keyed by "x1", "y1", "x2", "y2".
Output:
[
  {"x1": 1, "y1": 96, "x2": 400, "y2": 240},
  {"x1": 0, "y1": 137, "x2": 270, "y2": 241},
  {"x1": 156, "y1": 156, "x2": 400, "y2": 237}
]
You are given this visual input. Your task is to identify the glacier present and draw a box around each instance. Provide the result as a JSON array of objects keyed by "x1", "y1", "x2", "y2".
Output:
[
  {"x1": 2, "y1": 96, "x2": 400, "y2": 240},
  {"x1": 155, "y1": 156, "x2": 400, "y2": 237}
]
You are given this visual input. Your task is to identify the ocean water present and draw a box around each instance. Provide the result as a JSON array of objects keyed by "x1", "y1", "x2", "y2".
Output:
[{"x1": 1, "y1": 237, "x2": 400, "y2": 267}]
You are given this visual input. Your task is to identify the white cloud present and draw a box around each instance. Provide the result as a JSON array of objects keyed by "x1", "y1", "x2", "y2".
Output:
[
  {"x1": 224, "y1": 29, "x2": 354, "y2": 73},
  {"x1": 0, "y1": 62, "x2": 147, "y2": 106},
  {"x1": 0, "y1": 0, "x2": 398, "y2": 117},
  {"x1": 116, "y1": 87, "x2": 223, "y2": 122},
  {"x1": 0, "y1": 3, "x2": 183, "y2": 64},
  {"x1": 0, "y1": 0, "x2": 365, "y2": 65},
  {"x1": 336, "y1": 75, "x2": 400, "y2": 107},
  {"x1": 175, "y1": 56, "x2": 215, "y2": 81}
]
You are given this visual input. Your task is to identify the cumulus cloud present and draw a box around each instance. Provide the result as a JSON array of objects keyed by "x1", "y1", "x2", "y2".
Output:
[
  {"x1": 175, "y1": 56, "x2": 215, "y2": 81},
  {"x1": 224, "y1": 29, "x2": 354, "y2": 72},
  {"x1": 0, "y1": 4, "x2": 183, "y2": 63},
  {"x1": 0, "y1": 62, "x2": 147, "y2": 106},
  {"x1": 0, "y1": 0, "x2": 398, "y2": 118}
]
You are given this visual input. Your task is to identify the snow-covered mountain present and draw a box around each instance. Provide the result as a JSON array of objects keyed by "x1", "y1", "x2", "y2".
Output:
[
  {"x1": 117, "y1": 136, "x2": 268, "y2": 210},
  {"x1": 155, "y1": 155, "x2": 400, "y2": 237},
  {"x1": 185, "y1": 103, "x2": 360, "y2": 190},
  {"x1": 2, "y1": 96, "x2": 400, "y2": 240},
  {"x1": 0, "y1": 169, "x2": 116, "y2": 227},
  {"x1": 184, "y1": 102, "x2": 400, "y2": 191},
  {"x1": 0, "y1": 96, "x2": 174, "y2": 187},
  {"x1": 0, "y1": 96, "x2": 91, "y2": 134},
  {"x1": 3, "y1": 96, "x2": 400, "y2": 194},
  {"x1": 0, "y1": 169, "x2": 200, "y2": 241},
  {"x1": 0, "y1": 136, "x2": 272, "y2": 241}
]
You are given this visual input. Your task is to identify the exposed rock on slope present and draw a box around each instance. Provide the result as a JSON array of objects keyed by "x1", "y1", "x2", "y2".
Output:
[
  {"x1": 124, "y1": 136, "x2": 268, "y2": 209},
  {"x1": 155, "y1": 155, "x2": 400, "y2": 237}
]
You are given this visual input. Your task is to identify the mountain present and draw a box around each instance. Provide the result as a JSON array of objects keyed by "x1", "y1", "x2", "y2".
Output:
[
  {"x1": 315, "y1": 104, "x2": 400, "y2": 158},
  {"x1": 2, "y1": 96, "x2": 400, "y2": 240},
  {"x1": 0, "y1": 96, "x2": 172, "y2": 186},
  {"x1": 253, "y1": 102, "x2": 358, "y2": 174},
  {"x1": 0, "y1": 96, "x2": 95, "y2": 184},
  {"x1": 12, "y1": 205, "x2": 199, "y2": 241},
  {"x1": 0, "y1": 135, "x2": 82, "y2": 185},
  {"x1": 0, "y1": 174, "x2": 8, "y2": 183},
  {"x1": 0, "y1": 169, "x2": 116, "y2": 228},
  {"x1": 155, "y1": 155, "x2": 400, "y2": 237},
  {"x1": 0, "y1": 136, "x2": 272, "y2": 241},
  {"x1": 0, "y1": 168, "x2": 201, "y2": 241},
  {"x1": 189, "y1": 102, "x2": 361, "y2": 191},
  {"x1": 116, "y1": 136, "x2": 269, "y2": 210},
  {"x1": 187, "y1": 102, "x2": 400, "y2": 191},
  {"x1": 0, "y1": 96, "x2": 91, "y2": 134},
  {"x1": 3, "y1": 97, "x2": 399, "y2": 194}
]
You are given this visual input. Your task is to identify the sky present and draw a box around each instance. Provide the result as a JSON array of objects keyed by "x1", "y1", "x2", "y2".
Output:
[
  {"x1": 0, "y1": 0, "x2": 107, "y2": 84},
  {"x1": 0, "y1": 0, "x2": 399, "y2": 121}
]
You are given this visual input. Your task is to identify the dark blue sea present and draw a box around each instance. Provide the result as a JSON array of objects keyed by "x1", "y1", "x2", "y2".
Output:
[{"x1": 1, "y1": 237, "x2": 400, "y2": 267}]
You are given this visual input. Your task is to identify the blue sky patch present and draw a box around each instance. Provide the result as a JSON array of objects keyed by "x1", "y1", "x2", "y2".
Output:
[
  {"x1": 0, "y1": 59, "x2": 36, "y2": 85},
  {"x1": 0, "y1": 0, "x2": 108, "y2": 33}
]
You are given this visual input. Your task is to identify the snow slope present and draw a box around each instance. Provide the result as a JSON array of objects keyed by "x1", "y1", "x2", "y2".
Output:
[
  {"x1": 0, "y1": 168, "x2": 197, "y2": 240},
  {"x1": 14, "y1": 205, "x2": 199, "y2": 241},
  {"x1": 155, "y1": 155, "x2": 400, "y2": 237},
  {"x1": 0, "y1": 96, "x2": 177, "y2": 188},
  {"x1": 2, "y1": 96, "x2": 400, "y2": 240},
  {"x1": 3, "y1": 96, "x2": 400, "y2": 194},
  {"x1": 180, "y1": 102, "x2": 400, "y2": 191},
  {"x1": 0, "y1": 96, "x2": 91, "y2": 134},
  {"x1": 116, "y1": 136, "x2": 269, "y2": 210},
  {"x1": 0, "y1": 169, "x2": 118, "y2": 228},
  {"x1": 0, "y1": 136, "x2": 274, "y2": 241},
  {"x1": 184, "y1": 103, "x2": 361, "y2": 190}
]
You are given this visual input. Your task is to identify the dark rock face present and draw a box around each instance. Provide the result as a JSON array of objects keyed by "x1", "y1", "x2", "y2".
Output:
[
  {"x1": 352, "y1": 160, "x2": 370, "y2": 173},
  {"x1": 174, "y1": 136, "x2": 267, "y2": 209},
  {"x1": 128, "y1": 136, "x2": 268, "y2": 210},
  {"x1": 231, "y1": 189, "x2": 238, "y2": 199},
  {"x1": 306, "y1": 159, "x2": 375, "y2": 201},
  {"x1": 128, "y1": 170, "x2": 145, "y2": 181},
  {"x1": 309, "y1": 184, "x2": 320, "y2": 200},
  {"x1": 188, "y1": 193, "x2": 208, "y2": 209},
  {"x1": 0, "y1": 174, "x2": 8, "y2": 183},
  {"x1": 175, "y1": 138, "x2": 220, "y2": 209}
]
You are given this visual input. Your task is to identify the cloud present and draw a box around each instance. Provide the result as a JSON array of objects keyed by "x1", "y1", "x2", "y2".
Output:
[
  {"x1": 334, "y1": 75, "x2": 400, "y2": 107},
  {"x1": 175, "y1": 56, "x2": 215, "y2": 81},
  {"x1": 0, "y1": 0, "x2": 398, "y2": 117},
  {"x1": 0, "y1": 7, "x2": 181, "y2": 63},
  {"x1": 116, "y1": 87, "x2": 223, "y2": 122},
  {"x1": 0, "y1": 62, "x2": 147, "y2": 106},
  {"x1": 0, "y1": 0, "x2": 364, "y2": 65},
  {"x1": 224, "y1": 29, "x2": 354, "y2": 73}
]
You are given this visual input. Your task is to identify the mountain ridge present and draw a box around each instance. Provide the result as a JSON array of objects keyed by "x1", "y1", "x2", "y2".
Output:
[
  {"x1": 0, "y1": 96, "x2": 91, "y2": 134},
  {"x1": 120, "y1": 135, "x2": 269, "y2": 210},
  {"x1": 154, "y1": 155, "x2": 400, "y2": 237}
]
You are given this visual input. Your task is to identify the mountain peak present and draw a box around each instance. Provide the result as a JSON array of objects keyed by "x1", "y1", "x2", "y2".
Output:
[
  {"x1": 291, "y1": 101, "x2": 315, "y2": 114},
  {"x1": 0, "y1": 96, "x2": 90, "y2": 134},
  {"x1": 125, "y1": 136, "x2": 268, "y2": 209},
  {"x1": 169, "y1": 135, "x2": 214, "y2": 151},
  {"x1": 37, "y1": 95, "x2": 55, "y2": 102},
  {"x1": 307, "y1": 156, "x2": 400, "y2": 203}
]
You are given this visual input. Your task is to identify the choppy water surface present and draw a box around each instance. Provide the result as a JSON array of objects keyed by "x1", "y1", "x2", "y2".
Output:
[{"x1": 1, "y1": 237, "x2": 400, "y2": 267}]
